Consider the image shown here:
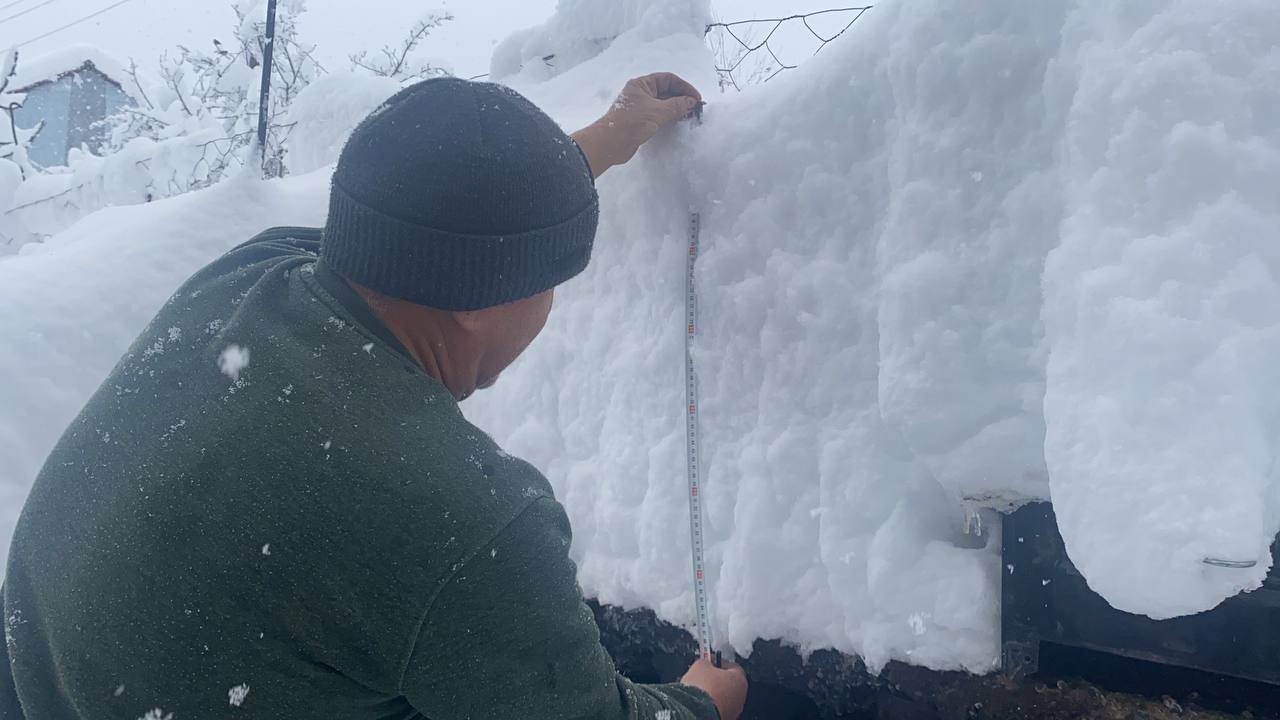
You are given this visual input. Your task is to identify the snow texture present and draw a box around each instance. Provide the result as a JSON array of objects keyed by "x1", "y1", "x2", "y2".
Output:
[
  {"x1": 1041, "y1": 0, "x2": 1280, "y2": 616},
  {"x1": 0, "y1": 0, "x2": 1276, "y2": 674},
  {"x1": 490, "y1": 0, "x2": 710, "y2": 85},
  {"x1": 471, "y1": 0, "x2": 1280, "y2": 664},
  {"x1": 284, "y1": 72, "x2": 404, "y2": 176},
  {"x1": 0, "y1": 160, "x2": 21, "y2": 248},
  {"x1": 0, "y1": 51, "x2": 16, "y2": 87},
  {"x1": 472, "y1": 0, "x2": 1001, "y2": 671}
]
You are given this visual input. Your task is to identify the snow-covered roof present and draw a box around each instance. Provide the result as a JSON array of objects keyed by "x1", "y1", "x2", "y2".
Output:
[{"x1": 5, "y1": 45, "x2": 134, "y2": 97}]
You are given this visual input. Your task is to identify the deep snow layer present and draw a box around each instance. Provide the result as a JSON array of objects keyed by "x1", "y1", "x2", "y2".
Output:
[
  {"x1": 476, "y1": 0, "x2": 1280, "y2": 654},
  {"x1": 0, "y1": 0, "x2": 1276, "y2": 673},
  {"x1": 1041, "y1": 1, "x2": 1280, "y2": 616}
]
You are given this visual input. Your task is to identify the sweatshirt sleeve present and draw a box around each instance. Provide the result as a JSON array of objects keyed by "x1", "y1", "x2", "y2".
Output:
[{"x1": 399, "y1": 496, "x2": 720, "y2": 720}]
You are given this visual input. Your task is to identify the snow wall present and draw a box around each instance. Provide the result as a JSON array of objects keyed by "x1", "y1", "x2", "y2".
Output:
[{"x1": 0, "y1": 0, "x2": 1277, "y2": 674}]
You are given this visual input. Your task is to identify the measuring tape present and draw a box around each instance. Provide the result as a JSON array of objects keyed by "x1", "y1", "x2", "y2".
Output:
[{"x1": 685, "y1": 210, "x2": 715, "y2": 663}]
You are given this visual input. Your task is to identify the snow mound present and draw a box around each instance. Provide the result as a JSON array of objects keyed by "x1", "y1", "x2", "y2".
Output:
[
  {"x1": 468, "y1": 0, "x2": 1280, "y2": 667},
  {"x1": 0, "y1": 0, "x2": 1276, "y2": 675},
  {"x1": 284, "y1": 71, "x2": 403, "y2": 175},
  {"x1": 1042, "y1": 0, "x2": 1280, "y2": 617},
  {"x1": 491, "y1": 0, "x2": 709, "y2": 85}
]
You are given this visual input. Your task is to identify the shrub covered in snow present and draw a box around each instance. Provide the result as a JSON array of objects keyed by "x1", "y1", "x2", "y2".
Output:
[
  {"x1": 98, "y1": 0, "x2": 319, "y2": 186},
  {"x1": 2, "y1": 3, "x2": 451, "y2": 248}
]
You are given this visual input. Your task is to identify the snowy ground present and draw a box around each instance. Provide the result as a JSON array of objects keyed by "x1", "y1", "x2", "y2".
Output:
[{"x1": 1, "y1": 0, "x2": 1277, "y2": 674}]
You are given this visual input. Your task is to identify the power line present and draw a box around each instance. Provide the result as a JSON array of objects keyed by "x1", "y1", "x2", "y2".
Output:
[
  {"x1": 12, "y1": 0, "x2": 134, "y2": 48},
  {"x1": 0, "y1": 0, "x2": 38, "y2": 14},
  {"x1": 0, "y1": 0, "x2": 61, "y2": 25}
]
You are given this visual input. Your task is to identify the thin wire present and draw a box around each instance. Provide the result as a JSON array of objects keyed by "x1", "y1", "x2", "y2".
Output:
[
  {"x1": 710, "y1": 6, "x2": 870, "y2": 32},
  {"x1": 12, "y1": 0, "x2": 135, "y2": 49},
  {"x1": 0, "y1": 0, "x2": 37, "y2": 14},
  {"x1": 0, "y1": 0, "x2": 62, "y2": 25},
  {"x1": 705, "y1": 6, "x2": 872, "y2": 91}
]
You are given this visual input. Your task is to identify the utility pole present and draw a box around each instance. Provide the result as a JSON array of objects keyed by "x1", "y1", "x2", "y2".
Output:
[{"x1": 256, "y1": 0, "x2": 279, "y2": 178}]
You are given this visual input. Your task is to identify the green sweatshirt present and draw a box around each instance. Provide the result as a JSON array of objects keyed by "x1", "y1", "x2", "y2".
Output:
[{"x1": 2, "y1": 228, "x2": 717, "y2": 720}]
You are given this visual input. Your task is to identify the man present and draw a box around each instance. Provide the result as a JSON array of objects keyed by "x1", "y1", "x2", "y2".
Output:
[{"x1": 2, "y1": 73, "x2": 748, "y2": 719}]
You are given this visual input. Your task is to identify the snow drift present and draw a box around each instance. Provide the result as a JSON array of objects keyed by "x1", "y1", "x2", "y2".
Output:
[
  {"x1": 0, "y1": 0, "x2": 1276, "y2": 673},
  {"x1": 1041, "y1": 1, "x2": 1280, "y2": 616}
]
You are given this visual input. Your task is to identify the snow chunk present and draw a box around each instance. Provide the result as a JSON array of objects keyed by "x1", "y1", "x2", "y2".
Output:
[
  {"x1": 285, "y1": 71, "x2": 402, "y2": 175},
  {"x1": 228, "y1": 683, "x2": 250, "y2": 707},
  {"x1": 218, "y1": 345, "x2": 251, "y2": 382},
  {"x1": 1042, "y1": 0, "x2": 1280, "y2": 617},
  {"x1": 491, "y1": 0, "x2": 709, "y2": 84}
]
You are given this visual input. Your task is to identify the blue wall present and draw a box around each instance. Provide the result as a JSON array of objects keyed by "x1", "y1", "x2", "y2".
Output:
[{"x1": 11, "y1": 66, "x2": 132, "y2": 169}]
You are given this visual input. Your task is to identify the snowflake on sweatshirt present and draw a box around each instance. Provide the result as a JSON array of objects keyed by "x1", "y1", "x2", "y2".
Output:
[{"x1": 4, "y1": 607, "x2": 25, "y2": 653}]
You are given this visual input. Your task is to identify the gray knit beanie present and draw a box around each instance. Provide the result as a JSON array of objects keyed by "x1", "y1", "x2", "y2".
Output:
[{"x1": 320, "y1": 77, "x2": 599, "y2": 311}]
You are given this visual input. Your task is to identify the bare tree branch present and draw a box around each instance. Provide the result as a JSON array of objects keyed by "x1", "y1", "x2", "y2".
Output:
[
  {"x1": 349, "y1": 13, "x2": 453, "y2": 81},
  {"x1": 125, "y1": 59, "x2": 156, "y2": 110}
]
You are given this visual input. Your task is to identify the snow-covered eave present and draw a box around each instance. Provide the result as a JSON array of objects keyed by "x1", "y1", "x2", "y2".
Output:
[{"x1": 6, "y1": 46, "x2": 136, "y2": 100}]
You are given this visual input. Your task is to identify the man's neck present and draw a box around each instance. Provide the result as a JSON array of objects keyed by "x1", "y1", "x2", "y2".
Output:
[{"x1": 348, "y1": 282, "x2": 479, "y2": 401}]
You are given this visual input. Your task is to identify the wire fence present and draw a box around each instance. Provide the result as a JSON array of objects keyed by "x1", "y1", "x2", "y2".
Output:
[{"x1": 705, "y1": 6, "x2": 871, "y2": 92}]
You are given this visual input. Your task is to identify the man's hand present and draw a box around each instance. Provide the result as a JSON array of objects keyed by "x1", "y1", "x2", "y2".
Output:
[
  {"x1": 572, "y1": 72, "x2": 703, "y2": 178},
  {"x1": 681, "y1": 657, "x2": 748, "y2": 720}
]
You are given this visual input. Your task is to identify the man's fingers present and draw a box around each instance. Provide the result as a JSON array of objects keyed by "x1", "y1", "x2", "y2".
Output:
[
  {"x1": 668, "y1": 74, "x2": 704, "y2": 103},
  {"x1": 657, "y1": 95, "x2": 700, "y2": 125},
  {"x1": 648, "y1": 71, "x2": 703, "y2": 103},
  {"x1": 634, "y1": 74, "x2": 660, "y2": 98}
]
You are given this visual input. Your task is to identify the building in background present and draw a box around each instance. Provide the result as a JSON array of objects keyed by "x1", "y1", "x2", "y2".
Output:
[{"x1": 3, "y1": 47, "x2": 135, "y2": 169}]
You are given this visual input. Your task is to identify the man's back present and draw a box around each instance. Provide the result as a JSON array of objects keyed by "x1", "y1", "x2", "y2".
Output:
[
  {"x1": 3, "y1": 71, "x2": 741, "y2": 720},
  {"x1": 1, "y1": 229, "x2": 637, "y2": 719}
]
